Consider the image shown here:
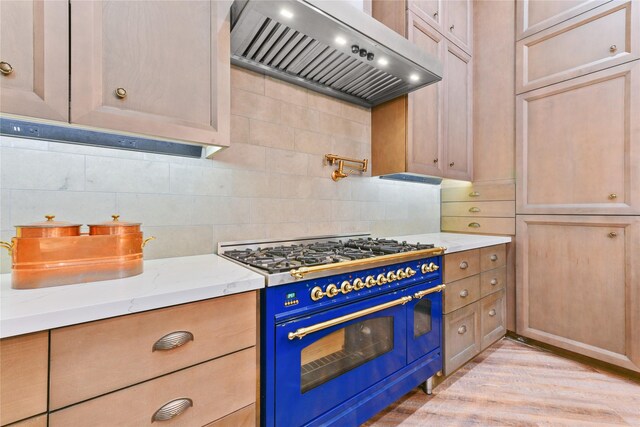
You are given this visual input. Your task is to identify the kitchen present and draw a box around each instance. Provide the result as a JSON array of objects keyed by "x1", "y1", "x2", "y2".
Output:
[{"x1": 0, "y1": 0, "x2": 638, "y2": 426}]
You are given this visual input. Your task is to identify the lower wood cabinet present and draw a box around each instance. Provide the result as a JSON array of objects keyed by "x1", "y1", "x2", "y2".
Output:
[
  {"x1": 480, "y1": 290, "x2": 506, "y2": 350},
  {"x1": 517, "y1": 215, "x2": 640, "y2": 373},
  {"x1": 444, "y1": 301, "x2": 481, "y2": 374}
]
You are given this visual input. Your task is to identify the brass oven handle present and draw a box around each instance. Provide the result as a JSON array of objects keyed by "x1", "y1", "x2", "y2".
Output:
[
  {"x1": 152, "y1": 331, "x2": 194, "y2": 352},
  {"x1": 413, "y1": 284, "x2": 446, "y2": 299},
  {"x1": 288, "y1": 295, "x2": 413, "y2": 340},
  {"x1": 151, "y1": 398, "x2": 193, "y2": 422},
  {"x1": 290, "y1": 247, "x2": 446, "y2": 279},
  {"x1": 142, "y1": 236, "x2": 156, "y2": 249},
  {"x1": 0, "y1": 241, "x2": 13, "y2": 255}
]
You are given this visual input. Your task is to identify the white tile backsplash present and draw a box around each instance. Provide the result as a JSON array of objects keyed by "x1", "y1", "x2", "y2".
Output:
[{"x1": 0, "y1": 67, "x2": 440, "y2": 273}]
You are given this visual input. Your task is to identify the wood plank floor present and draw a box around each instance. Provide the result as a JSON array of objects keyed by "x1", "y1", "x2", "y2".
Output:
[{"x1": 364, "y1": 338, "x2": 640, "y2": 426}]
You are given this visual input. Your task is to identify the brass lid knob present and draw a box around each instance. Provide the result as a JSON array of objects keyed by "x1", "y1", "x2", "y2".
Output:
[
  {"x1": 0, "y1": 61, "x2": 13, "y2": 75},
  {"x1": 45, "y1": 215, "x2": 55, "y2": 222},
  {"x1": 111, "y1": 214, "x2": 120, "y2": 222},
  {"x1": 115, "y1": 87, "x2": 127, "y2": 99}
]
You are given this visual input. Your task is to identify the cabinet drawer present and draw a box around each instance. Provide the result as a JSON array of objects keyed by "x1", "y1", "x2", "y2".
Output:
[
  {"x1": 0, "y1": 332, "x2": 48, "y2": 426},
  {"x1": 441, "y1": 201, "x2": 515, "y2": 217},
  {"x1": 480, "y1": 290, "x2": 506, "y2": 350},
  {"x1": 444, "y1": 275, "x2": 480, "y2": 314},
  {"x1": 441, "y1": 182, "x2": 515, "y2": 202},
  {"x1": 480, "y1": 244, "x2": 507, "y2": 271},
  {"x1": 444, "y1": 301, "x2": 480, "y2": 375},
  {"x1": 204, "y1": 404, "x2": 256, "y2": 427},
  {"x1": 480, "y1": 266, "x2": 506, "y2": 297},
  {"x1": 444, "y1": 249, "x2": 479, "y2": 283},
  {"x1": 442, "y1": 217, "x2": 516, "y2": 235},
  {"x1": 50, "y1": 291, "x2": 257, "y2": 410},
  {"x1": 516, "y1": 0, "x2": 640, "y2": 93},
  {"x1": 49, "y1": 347, "x2": 256, "y2": 427}
]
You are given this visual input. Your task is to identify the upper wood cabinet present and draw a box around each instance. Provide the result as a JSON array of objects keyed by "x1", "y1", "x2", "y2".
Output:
[
  {"x1": 69, "y1": 0, "x2": 230, "y2": 148},
  {"x1": 444, "y1": 0, "x2": 472, "y2": 55},
  {"x1": 0, "y1": 0, "x2": 68, "y2": 121},
  {"x1": 516, "y1": 0, "x2": 640, "y2": 93},
  {"x1": 516, "y1": 215, "x2": 640, "y2": 373},
  {"x1": 408, "y1": 0, "x2": 444, "y2": 33},
  {"x1": 516, "y1": 60, "x2": 640, "y2": 215},
  {"x1": 516, "y1": 0, "x2": 612, "y2": 40}
]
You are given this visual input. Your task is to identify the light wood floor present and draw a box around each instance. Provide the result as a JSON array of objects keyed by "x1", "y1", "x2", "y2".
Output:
[{"x1": 364, "y1": 338, "x2": 640, "y2": 426}]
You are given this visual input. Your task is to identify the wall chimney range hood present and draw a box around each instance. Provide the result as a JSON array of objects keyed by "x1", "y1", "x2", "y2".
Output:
[{"x1": 230, "y1": 0, "x2": 442, "y2": 108}]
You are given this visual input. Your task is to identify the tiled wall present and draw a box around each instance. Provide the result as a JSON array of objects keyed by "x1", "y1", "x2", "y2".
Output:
[{"x1": 0, "y1": 67, "x2": 440, "y2": 272}]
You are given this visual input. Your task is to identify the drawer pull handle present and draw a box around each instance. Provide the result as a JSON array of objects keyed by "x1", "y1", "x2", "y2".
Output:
[
  {"x1": 490, "y1": 278, "x2": 498, "y2": 286},
  {"x1": 459, "y1": 289, "x2": 469, "y2": 298},
  {"x1": 450, "y1": 24, "x2": 455, "y2": 31},
  {"x1": 459, "y1": 261, "x2": 468, "y2": 270},
  {"x1": 449, "y1": 161, "x2": 455, "y2": 167},
  {"x1": 490, "y1": 254, "x2": 498, "y2": 261},
  {"x1": 610, "y1": 45, "x2": 617, "y2": 53},
  {"x1": 433, "y1": 11, "x2": 438, "y2": 18},
  {"x1": 433, "y1": 158, "x2": 438, "y2": 164},
  {"x1": 152, "y1": 398, "x2": 193, "y2": 422},
  {"x1": 608, "y1": 232, "x2": 618, "y2": 238},
  {"x1": 469, "y1": 207, "x2": 480, "y2": 213},
  {"x1": 115, "y1": 87, "x2": 127, "y2": 99},
  {"x1": 457, "y1": 325, "x2": 467, "y2": 334},
  {"x1": 469, "y1": 191, "x2": 480, "y2": 197},
  {"x1": 468, "y1": 222, "x2": 481, "y2": 228},
  {"x1": 609, "y1": 193, "x2": 617, "y2": 200},
  {"x1": 152, "y1": 331, "x2": 194, "y2": 352},
  {"x1": 489, "y1": 309, "x2": 497, "y2": 317},
  {"x1": 0, "y1": 61, "x2": 13, "y2": 75}
]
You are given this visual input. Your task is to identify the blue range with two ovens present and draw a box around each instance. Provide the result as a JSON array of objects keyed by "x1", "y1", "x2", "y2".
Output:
[{"x1": 220, "y1": 234, "x2": 446, "y2": 427}]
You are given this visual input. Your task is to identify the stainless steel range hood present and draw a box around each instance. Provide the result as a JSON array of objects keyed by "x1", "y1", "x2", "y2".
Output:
[{"x1": 230, "y1": 0, "x2": 442, "y2": 108}]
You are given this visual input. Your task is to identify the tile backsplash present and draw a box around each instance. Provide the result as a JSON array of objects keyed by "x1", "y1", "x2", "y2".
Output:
[{"x1": 0, "y1": 67, "x2": 440, "y2": 272}]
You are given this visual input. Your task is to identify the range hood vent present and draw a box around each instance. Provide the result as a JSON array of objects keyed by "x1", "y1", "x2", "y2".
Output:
[{"x1": 230, "y1": 0, "x2": 442, "y2": 108}]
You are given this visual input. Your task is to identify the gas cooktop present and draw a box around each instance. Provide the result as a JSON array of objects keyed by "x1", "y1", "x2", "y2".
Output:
[{"x1": 222, "y1": 237, "x2": 435, "y2": 274}]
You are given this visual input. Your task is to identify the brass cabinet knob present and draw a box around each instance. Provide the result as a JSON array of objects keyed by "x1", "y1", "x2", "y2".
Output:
[
  {"x1": 459, "y1": 261, "x2": 469, "y2": 270},
  {"x1": 352, "y1": 278, "x2": 364, "y2": 290},
  {"x1": 459, "y1": 289, "x2": 469, "y2": 298},
  {"x1": 449, "y1": 161, "x2": 455, "y2": 167},
  {"x1": 469, "y1": 191, "x2": 480, "y2": 197},
  {"x1": 468, "y1": 207, "x2": 480, "y2": 213},
  {"x1": 609, "y1": 193, "x2": 617, "y2": 200},
  {"x1": 115, "y1": 87, "x2": 127, "y2": 99},
  {"x1": 490, "y1": 278, "x2": 498, "y2": 286},
  {"x1": 340, "y1": 280, "x2": 353, "y2": 294},
  {"x1": 610, "y1": 45, "x2": 617, "y2": 53},
  {"x1": 326, "y1": 284, "x2": 339, "y2": 297},
  {"x1": 457, "y1": 325, "x2": 467, "y2": 334},
  {"x1": 489, "y1": 309, "x2": 497, "y2": 317},
  {"x1": 433, "y1": 11, "x2": 438, "y2": 18},
  {"x1": 468, "y1": 222, "x2": 481, "y2": 228},
  {"x1": 310, "y1": 286, "x2": 324, "y2": 301},
  {"x1": 608, "y1": 231, "x2": 618, "y2": 238},
  {"x1": 490, "y1": 254, "x2": 498, "y2": 261},
  {"x1": 0, "y1": 61, "x2": 13, "y2": 75},
  {"x1": 433, "y1": 158, "x2": 438, "y2": 164},
  {"x1": 450, "y1": 24, "x2": 455, "y2": 31}
]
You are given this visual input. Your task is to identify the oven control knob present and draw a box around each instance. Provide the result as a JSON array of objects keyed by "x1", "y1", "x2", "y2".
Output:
[
  {"x1": 340, "y1": 280, "x2": 353, "y2": 294},
  {"x1": 405, "y1": 267, "x2": 416, "y2": 277},
  {"x1": 310, "y1": 286, "x2": 324, "y2": 301},
  {"x1": 429, "y1": 262, "x2": 439, "y2": 271},
  {"x1": 421, "y1": 264, "x2": 429, "y2": 274},
  {"x1": 386, "y1": 271, "x2": 397, "y2": 282},
  {"x1": 396, "y1": 269, "x2": 407, "y2": 279},
  {"x1": 353, "y1": 278, "x2": 365, "y2": 290},
  {"x1": 326, "y1": 284, "x2": 339, "y2": 298},
  {"x1": 365, "y1": 276, "x2": 377, "y2": 288},
  {"x1": 376, "y1": 274, "x2": 388, "y2": 285}
]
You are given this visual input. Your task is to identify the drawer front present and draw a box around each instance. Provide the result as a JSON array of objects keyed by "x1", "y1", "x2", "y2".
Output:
[
  {"x1": 480, "y1": 266, "x2": 507, "y2": 298},
  {"x1": 444, "y1": 275, "x2": 480, "y2": 314},
  {"x1": 441, "y1": 182, "x2": 515, "y2": 202},
  {"x1": 444, "y1": 301, "x2": 480, "y2": 375},
  {"x1": 441, "y1": 201, "x2": 515, "y2": 217},
  {"x1": 0, "y1": 332, "x2": 48, "y2": 426},
  {"x1": 6, "y1": 414, "x2": 47, "y2": 427},
  {"x1": 517, "y1": 0, "x2": 640, "y2": 93},
  {"x1": 442, "y1": 217, "x2": 516, "y2": 235},
  {"x1": 50, "y1": 291, "x2": 257, "y2": 410},
  {"x1": 444, "y1": 249, "x2": 480, "y2": 283},
  {"x1": 481, "y1": 290, "x2": 506, "y2": 350},
  {"x1": 49, "y1": 347, "x2": 256, "y2": 427},
  {"x1": 204, "y1": 403, "x2": 256, "y2": 427},
  {"x1": 480, "y1": 244, "x2": 507, "y2": 271}
]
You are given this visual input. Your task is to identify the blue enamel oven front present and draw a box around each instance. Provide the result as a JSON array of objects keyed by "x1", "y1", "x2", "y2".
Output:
[{"x1": 262, "y1": 257, "x2": 443, "y2": 427}]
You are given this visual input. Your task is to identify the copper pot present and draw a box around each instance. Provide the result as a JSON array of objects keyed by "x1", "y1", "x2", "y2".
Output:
[{"x1": 15, "y1": 215, "x2": 81, "y2": 238}]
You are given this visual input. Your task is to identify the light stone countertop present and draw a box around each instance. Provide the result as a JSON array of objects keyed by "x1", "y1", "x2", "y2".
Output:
[
  {"x1": 389, "y1": 232, "x2": 511, "y2": 253},
  {"x1": 0, "y1": 254, "x2": 265, "y2": 339}
]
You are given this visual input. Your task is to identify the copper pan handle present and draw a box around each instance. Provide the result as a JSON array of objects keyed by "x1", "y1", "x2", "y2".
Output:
[
  {"x1": 0, "y1": 241, "x2": 13, "y2": 254},
  {"x1": 142, "y1": 236, "x2": 156, "y2": 249}
]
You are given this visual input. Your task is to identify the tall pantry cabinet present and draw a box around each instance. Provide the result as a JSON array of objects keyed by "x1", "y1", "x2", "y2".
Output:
[{"x1": 516, "y1": 0, "x2": 640, "y2": 373}]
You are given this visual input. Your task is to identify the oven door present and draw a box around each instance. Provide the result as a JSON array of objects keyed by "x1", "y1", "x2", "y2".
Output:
[
  {"x1": 406, "y1": 282, "x2": 443, "y2": 364},
  {"x1": 274, "y1": 289, "x2": 409, "y2": 427}
]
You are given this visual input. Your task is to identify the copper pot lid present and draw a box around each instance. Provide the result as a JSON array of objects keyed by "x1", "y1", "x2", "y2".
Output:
[
  {"x1": 16, "y1": 215, "x2": 81, "y2": 229},
  {"x1": 88, "y1": 215, "x2": 141, "y2": 227}
]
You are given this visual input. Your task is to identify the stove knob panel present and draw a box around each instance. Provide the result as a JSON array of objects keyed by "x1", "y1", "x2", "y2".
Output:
[
  {"x1": 365, "y1": 276, "x2": 377, "y2": 288},
  {"x1": 405, "y1": 267, "x2": 416, "y2": 277},
  {"x1": 340, "y1": 280, "x2": 353, "y2": 294},
  {"x1": 353, "y1": 278, "x2": 365, "y2": 290},
  {"x1": 396, "y1": 269, "x2": 407, "y2": 279},
  {"x1": 376, "y1": 274, "x2": 388, "y2": 285},
  {"x1": 386, "y1": 271, "x2": 397, "y2": 282},
  {"x1": 326, "y1": 284, "x2": 339, "y2": 298},
  {"x1": 310, "y1": 286, "x2": 324, "y2": 301}
]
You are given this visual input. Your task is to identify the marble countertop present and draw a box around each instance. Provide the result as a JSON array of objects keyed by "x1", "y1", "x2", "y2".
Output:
[
  {"x1": 0, "y1": 254, "x2": 265, "y2": 339},
  {"x1": 389, "y1": 232, "x2": 511, "y2": 253}
]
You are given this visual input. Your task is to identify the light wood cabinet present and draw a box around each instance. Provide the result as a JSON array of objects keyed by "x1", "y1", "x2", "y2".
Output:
[
  {"x1": 445, "y1": 0, "x2": 472, "y2": 55},
  {"x1": 408, "y1": 0, "x2": 443, "y2": 34},
  {"x1": 516, "y1": 0, "x2": 640, "y2": 94},
  {"x1": 516, "y1": 215, "x2": 640, "y2": 373},
  {"x1": 480, "y1": 290, "x2": 506, "y2": 350},
  {"x1": 444, "y1": 301, "x2": 480, "y2": 374},
  {"x1": 441, "y1": 217, "x2": 516, "y2": 235},
  {"x1": 516, "y1": 60, "x2": 640, "y2": 215},
  {"x1": 0, "y1": 0, "x2": 68, "y2": 121},
  {"x1": 0, "y1": 332, "x2": 48, "y2": 427},
  {"x1": 70, "y1": 0, "x2": 230, "y2": 148}
]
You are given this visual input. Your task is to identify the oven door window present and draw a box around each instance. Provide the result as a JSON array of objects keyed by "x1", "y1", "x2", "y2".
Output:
[
  {"x1": 406, "y1": 282, "x2": 442, "y2": 364},
  {"x1": 300, "y1": 317, "x2": 393, "y2": 393},
  {"x1": 413, "y1": 299, "x2": 432, "y2": 338}
]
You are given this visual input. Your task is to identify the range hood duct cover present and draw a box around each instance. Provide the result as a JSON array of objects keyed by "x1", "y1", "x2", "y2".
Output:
[{"x1": 230, "y1": 0, "x2": 442, "y2": 108}]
